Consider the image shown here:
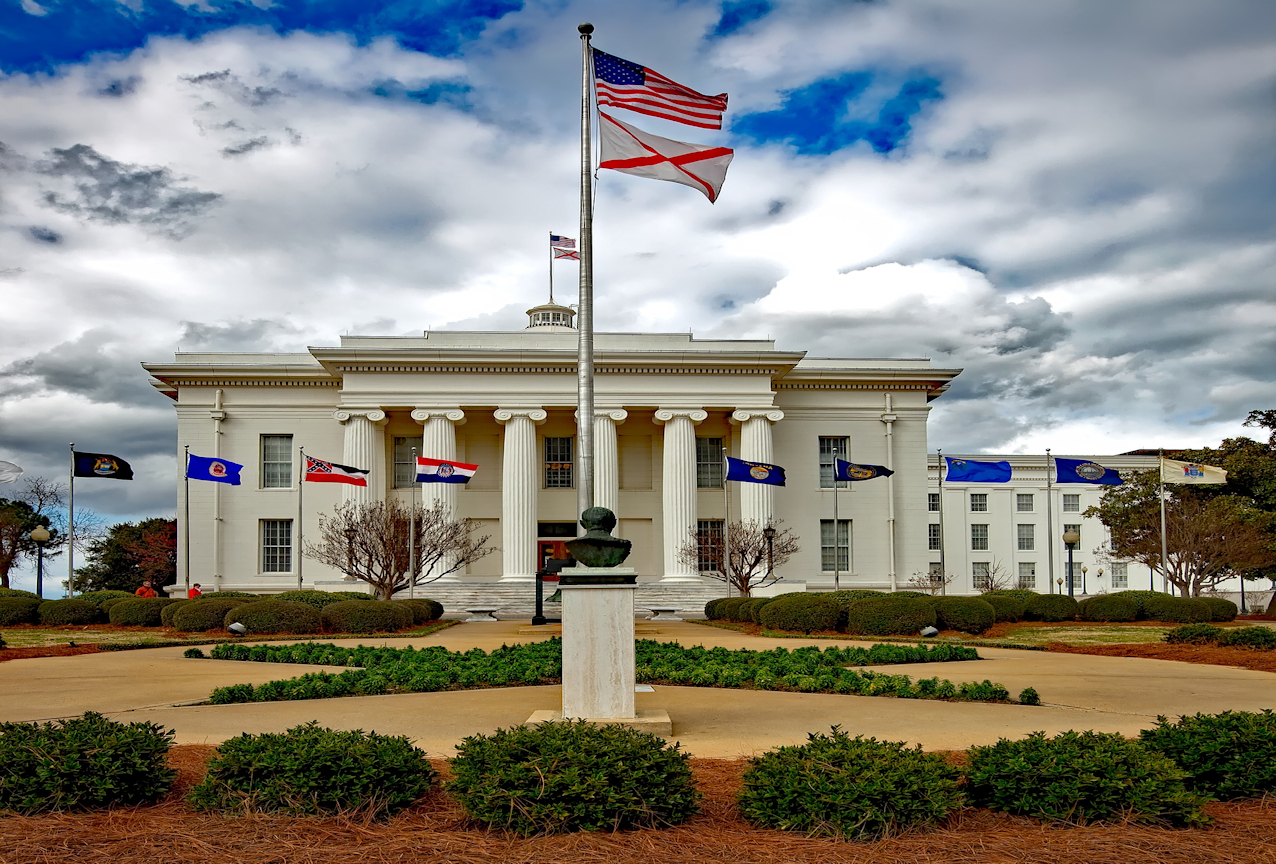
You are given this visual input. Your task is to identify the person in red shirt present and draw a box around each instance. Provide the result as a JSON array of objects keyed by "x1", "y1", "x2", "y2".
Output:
[
  {"x1": 134, "y1": 582, "x2": 157, "y2": 598},
  {"x1": 188, "y1": 583, "x2": 203, "y2": 599}
]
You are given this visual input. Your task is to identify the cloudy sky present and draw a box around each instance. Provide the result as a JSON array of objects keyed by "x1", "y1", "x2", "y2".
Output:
[{"x1": 1, "y1": 0, "x2": 1274, "y2": 553}]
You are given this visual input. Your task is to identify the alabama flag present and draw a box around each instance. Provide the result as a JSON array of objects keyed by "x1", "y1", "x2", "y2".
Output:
[
  {"x1": 304, "y1": 455, "x2": 369, "y2": 487},
  {"x1": 416, "y1": 456, "x2": 479, "y2": 484},
  {"x1": 598, "y1": 111, "x2": 733, "y2": 203}
]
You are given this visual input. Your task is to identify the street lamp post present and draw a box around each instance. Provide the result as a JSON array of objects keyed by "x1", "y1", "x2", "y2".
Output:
[
  {"x1": 1081, "y1": 565, "x2": 1088, "y2": 595},
  {"x1": 1096, "y1": 568, "x2": 1104, "y2": 595},
  {"x1": 1062, "y1": 528, "x2": 1080, "y2": 598},
  {"x1": 1056, "y1": 576, "x2": 1064, "y2": 593},
  {"x1": 762, "y1": 525, "x2": 776, "y2": 584},
  {"x1": 29, "y1": 525, "x2": 50, "y2": 599}
]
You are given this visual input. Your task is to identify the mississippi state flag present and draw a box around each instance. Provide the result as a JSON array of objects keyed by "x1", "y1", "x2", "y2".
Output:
[
  {"x1": 304, "y1": 455, "x2": 368, "y2": 487},
  {"x1": 416, "y1": 456, "x2": 478, "y2": 484}
]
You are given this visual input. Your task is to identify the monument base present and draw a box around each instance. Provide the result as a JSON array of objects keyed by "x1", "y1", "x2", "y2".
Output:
[
  {"x1": 525, "y1": 709, "x2": 673, "y2": 737},
  {"x1": 560, "y1": 569, "x2": 637, "y2": 720}
]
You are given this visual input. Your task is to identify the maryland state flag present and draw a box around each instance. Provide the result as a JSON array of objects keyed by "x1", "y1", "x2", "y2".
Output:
[
  {"x1": 725, "y1": 456, "x2": 786, "y2": 486},
  {"x1": 73, "y1": 451, "x2": 134, "y2": 480}
]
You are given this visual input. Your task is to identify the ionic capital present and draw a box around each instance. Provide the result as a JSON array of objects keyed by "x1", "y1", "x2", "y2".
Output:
[
  {"x1": 575, "y1": 408, "x2": 629, "y2": 424},
  {"x1": 731, "y1": 408, "x2": 784, "y2": 424},
  {"x1": 333, "y1": 408, "x2": 388, "y2": 425},
  {"x1": 653, "y1": 407, "x2": 707, "y2": 425},
  {"x1": 494, "y1": 407, "x2": 548, "y2": 425},
  {"x1": 411, "y1": 407, "x2": 467, "y2": 425}
]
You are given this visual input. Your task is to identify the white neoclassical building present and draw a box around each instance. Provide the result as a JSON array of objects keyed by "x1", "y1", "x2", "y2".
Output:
[{"x1": 143, "y1": 303, "x2": 961, "y2": 597}]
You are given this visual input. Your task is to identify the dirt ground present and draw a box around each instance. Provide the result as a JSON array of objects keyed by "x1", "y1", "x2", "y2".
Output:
[{"x1": 1046, "y1": 641, "x2": 1276, "y2": 673}]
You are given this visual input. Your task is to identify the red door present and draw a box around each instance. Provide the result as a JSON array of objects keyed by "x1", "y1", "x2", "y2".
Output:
[{"x1": 538, "y1": 541, "x2": 572, "y2": 580}]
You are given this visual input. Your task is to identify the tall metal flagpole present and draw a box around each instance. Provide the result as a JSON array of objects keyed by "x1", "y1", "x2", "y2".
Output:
[
  {"x1": 936, "y1": 449, "x2": 946, "y2": 595},
  {"x1": 67, "y1": 443, "x2": 75, "y2": 596},
  {"x1": 1159, "y1": 448, "x2": 1170, "y2": 594},
  {"x1": 721, "y1": 447, "x2": 731, "y2": 595},
  {"x1": 296, "y1": 446, "x2": 304, "y2": 591},
  {"x1": 410, "y1": 447, "x2": 417, "y2": 600},
  {"x1": 184, "y1": 446, "x2": 191, "y2": 594},
  {"x1": 576, "y1": 22, "x2": 596, "y2": 520},
  {"x1": 832, "y1": 457, "x2": 841, "y2": 591},
  {"x1": 1046, "y1": 449, "x2": 1055, "y2": 594},
  {"x1": 548, "y1": 232, "x2": 555, "y2": 304}
]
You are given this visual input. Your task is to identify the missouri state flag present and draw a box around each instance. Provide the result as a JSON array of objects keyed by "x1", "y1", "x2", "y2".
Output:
[
  {"x1": 304, "y1": 455, "x2": 368, "y2": 487},
  {"x1": 416, "y1": 456, "x2": 479, "y2": 484},
  {"x1": 835, "y1": 459, "x2": 894, "y2": 481},
  {"x1": 1054, "y1": 457, "x2": 1123, "y2": 485},
  {"x1": 725, "y1": 456, "x2": 786, "y2": 486},
  {"x1": 186, "y1": 454, "x2": 242, "y2": 485},
  {"x1": 943, "y1": 456, "x2": 1012, "y2": 483}
]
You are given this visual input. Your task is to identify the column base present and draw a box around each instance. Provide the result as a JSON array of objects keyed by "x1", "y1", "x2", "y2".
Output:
[
  {"x1": 526, "y1": 709, "x2": 672, "y2": 736},
  {"x1": 497, "y1": 574, "x2": 536, "y2": 583},
  {"x1": 658, "y1": 575, "x2": 705, "y2": 584}
]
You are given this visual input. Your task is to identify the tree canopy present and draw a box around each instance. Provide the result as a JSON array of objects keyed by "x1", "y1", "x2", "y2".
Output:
[{"x1": 75, "y1": 518, "x2": 177, "y2": 593}]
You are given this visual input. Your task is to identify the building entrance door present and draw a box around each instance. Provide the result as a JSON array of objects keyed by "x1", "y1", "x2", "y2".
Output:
[{"x1": 538, "y1": 540, "x2": 572, "y2": 580}]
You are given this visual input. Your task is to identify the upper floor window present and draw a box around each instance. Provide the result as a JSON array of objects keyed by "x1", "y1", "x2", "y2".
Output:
[
  {"x1": 971, "y1": 524, "x2": 989, "y2": 551},
  {"x1": 970, "y1": 493, "x2": 988, "y2": 512},
  {"x1": 544, "y1": 437, "x2": 574, "y2": 488},
  {"x1": 1063, "y1": 493, "x2": 1081, "y2": 512},
  {"x1": 696, "y1": 437, "x2": 724, "y2": 488},
  {"x1": 928, "y1": 493, "x2": 940, "y2": 512},
  {"x1": 1017, "y1": 524, "x2": 1035, "y2": 551},
  {"x1": 818, "y1": 437, "x2": 848, "y2": 488},
  {"x1": 1016, "y1": 493, "x2": 1034, "y2": 512},
  {"x1": 394, "y1": 436, "x2": 422, "y2": 488},
  {"x1": 928, "y1": 523, "x2": 941, "y2": 551},
  {"x1": 261, "y1": 435, "x2": 293, "y2": 488}
]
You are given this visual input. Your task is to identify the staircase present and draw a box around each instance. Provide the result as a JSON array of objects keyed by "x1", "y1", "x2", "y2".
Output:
[{"x1": 401, "y1": 582, "x2": 724, "y2": 619}]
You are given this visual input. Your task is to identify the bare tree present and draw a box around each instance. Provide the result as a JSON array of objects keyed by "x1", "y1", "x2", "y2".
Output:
[
  {"x1": 0, "y1": 477, "x2": 102, "y2": 589},
  {"x1": 676, "y1": 519, "x2": 799, "y2": 596},
  {"x1": 305, "y1": 499, "x2": 496, "y2": 600},
  {"x1": 905, "y1": 570, "x2": 953, "y2": 595},
  {"x1": 978, "y1": 559, "x2": 1015, "y2": 593}
]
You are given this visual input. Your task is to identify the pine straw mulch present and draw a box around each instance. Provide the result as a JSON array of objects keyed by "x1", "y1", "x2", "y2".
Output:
[
  {"x1": 1044, "y1": 641, "x2": 1276, "y2": 673},
  {"x1": 3, "y1": 747, "x2": 1275, "y2": 864},
  {"x1": 0, "y1": 644, "x2": 102, "y2": 662}
]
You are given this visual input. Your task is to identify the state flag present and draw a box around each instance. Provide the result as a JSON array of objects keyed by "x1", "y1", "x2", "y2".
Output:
[
  {"x1": 943, "y1": 457, "x2": 1011, "y2": 483},
  {"x1": 1162, "y1": 458, "x2": 1228, "y2": 485},
  {"x1": 1054, "y1": 457, "x2": 1123, "y2": 485},
  {"x1": 73, "y1": 451, "x2": 134, "y2": 480},
  {"x1": 416, "y1": 456, "x2": 479, "y2": 484},
  {"x1": 726, "y1": 456, "x2": 786, "y2": 486},
  {"x1": 599, "y1": 111, "x2": 733, "y2": 203},
  {"x1": 550, "y1": 234, "x2": 578, "y2": 260},
  {"x1": 304, "y1": 455, "x2": 368, "y2": 487},
  {"x1": 186, "y1": 454, "x2": 242, "y2": 485},
  {"x1": 835, "y1": 459, "x2": 894, "y2": 481},
  {"x1": 0, "y1": 460, "x2": 22, "y2": 483}
]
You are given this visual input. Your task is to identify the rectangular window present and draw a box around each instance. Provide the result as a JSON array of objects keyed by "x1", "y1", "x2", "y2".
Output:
[
  {"x1": 1017, "y1": 524, "x2": 1035, "y2": 551},
  {"x1": 1017, "y1": 562, "x2": 1037, "y2": 589},
  {"x1": 970, "y1": 493, "x2": 988, "y2": 512},
  {"x1": 928, "y1": 561, "x2": 943, "y2": 577},
  {"x1": 1063, "y1": 493, "x2": 1081, "y2": 512},
  {"x1": 261, "y1": 519, "x2": 292, "y2": 573},
  {"x1": 393, "y1": 436, "x2": 423, "y2": 489},
  {"x1": 971, "y1": 524, "x2": 989, "y2": 551},
  {"x1": 695, "y1": 437, "x2": 724, "y2": 488},
  {"x1": 820, "y1": 519, "x2": 851, "y2": 571},
  {"x1": 1067, "y1": 561, "x2": 1083, "y2": 590},
  {"x1": 818, "y1": 436, "x2": 848, "y2": 488},
  {"x1": 972, "y1": 561, "x2": 991, "y2": 590},
  {"x1": 260, "y1": 435, "x2": 293, "y2": 488},
  {"x1": 928, "y1": 523, "x2": 941, "y2": 551},
  {"x1": 1064, "y1": 523, "x2": 1081, "y2": 540},
  {"x1": 1111, "y1": 561, "x2": 1129, "y2": 589},
  {"x1": 695, "y1": 519, "x2": 723, "y2": 572},
  {"x1": 1017, "y1": 493, "x2": 1034, "y2": 512},
  {"x1": 928, "y1": 493, "x2": 940, "y2": 512},
  {"x1": 544, "y1": 437, "x2": 574, "y2": 488}
]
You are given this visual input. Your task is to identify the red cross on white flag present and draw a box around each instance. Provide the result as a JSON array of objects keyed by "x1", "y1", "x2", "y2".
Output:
[{"x1": 598, "y1": 111, "x2": 734, "y2": 203}]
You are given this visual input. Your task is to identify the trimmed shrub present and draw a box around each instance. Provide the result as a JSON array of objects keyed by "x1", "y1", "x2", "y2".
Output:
[
  {"x1": 188, "y1": 722, "x2": 434, "y2": 818},
  {"x1": 1218, "y1": 626, "x2": 1276, "y2": 649},
  {"x1": 737, "y1": 727, "x2": 964, "y2": 841},
  {"x1": 826, "y1": 589, "x2": 887, "y2": 606},
  {"x1": 321, "y1": 600, "x2": 411, "y2": 634},
  {"x1": 890, "y1": 591, "x2": 935, "y2": 599},
  {"x1": 982, "y1": 589, "x2": 1039, "y2": 603},
  {"x1": 201, "y1": 591, "x2": 261, "y2": 600},
  {"x1": 393, "y1": 599, "x2": 443, "y2": 625},
  {"x1": 1140, "y1": 710, "x2": 1276, "y2": 800},
  {"x1": 272, "y1": 590, "x2": 349, "y2": 609},
  {"x1": 75, "y1": 590, "x2": 135, "y2": 609},
  {"x1": 224, "y1": 600, "x2": 321, "y2": 635},
  {"x1": 1111, "y1": 590, "x2": 1170, "y2": 620},
  {"x1": 1018, "y1": 687, "x2": 1041, "y2": 706},
  {"x1": 737, "y1": 597, "x2": 773, "y2": 623},
  {"x1": 757, "y1": 593, "x2": 842, "y2": 634},
  {"x1": 171, "y1": 598, "x2": 249, "y2": 632},
  {"x1": 0, "y1": 597, "x2": 41, "y2": 625},
  {"x1": 843, "y1": 596, "x2": 937, "y2": 636},
  {"x1": 160, "y1": 600, "x2": 187, "y2": 627},
  {"x1": 0, "y1": 712, "x2": 175, "y2": 814},
  {"x1": 932, "y1": 597, "x2": 996, "y2": 634},
  {"x1": 447, "y1": 720, "x2": 700, "y2": 835},
  {"x1": 966, "y1": 730, "x2": 1210, "y2": 827},
  {"x1": 715, "y1": 597, "x2": 752, "y2": 622},
  {"x1": 1144, "y1": 596, "x2": 1211, "y2": 624},
  {"x1": 0, "y1": 587, "x2": 38, "y2": 599},
  {"x1": 1077, "y1": 594, "x2": 1138, "y2": 623},
  {"x1": 1198, "y1": 597, "x2": 1238, "y2": 622},
  {"x1": 703, "y1": 598, "x2": 731, "y2": 620},
  {"x1": 1164, "y1": 623, "x2": 1224, "y2": 645},
  {"x1": 109, "y1": 597, "x2": 178, "y2": 627},
  {"x1": 184, "y1": 647, "x2": 205, "y2": 659},
  {"x1": 983, "y1": 595, "x2": 1025, "y2": 623},
  {"x1": 38, "y1": 598, "x2": 101, "y2": 625},
  {"x1": 99, "y1": 596, "x2": 132, "y2": 614},
  {"x1": 1022, "y1": 593, "x2": 1079, "y2": 622}
]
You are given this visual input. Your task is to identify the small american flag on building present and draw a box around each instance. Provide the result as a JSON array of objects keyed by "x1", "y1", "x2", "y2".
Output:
[
  {"x1": 550, "y1": 234, "x2": 579, "y2": 260},
  {"x1": 593, "y1": 48, "x2": 728, "y2": 130}
]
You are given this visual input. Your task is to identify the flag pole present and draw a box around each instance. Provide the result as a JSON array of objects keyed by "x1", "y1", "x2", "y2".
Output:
[
  {"x1": 832, "y1": 456, "x2": 841, "y2": 592},
  {"x1": 721, "y1": 447, "x2": 731, "y2": 595},
  {"x1": 1159, "y1": 448, "x2": 1170, "y2": 594},
  {"x1": 548, "y1": 232, "x2": 555, "y2": 304},
  {"x1": 576, "y1": 22, "x2": 596, "y2": 520},
  {"x1": 297, "y1": 445, "x2": 304, "y2": 591},
  {"x1": 409, "y1": 446, "x2": 417, "y2": 600},
  {"x1": 936, "y1": 449, "x2": 945, "y2": 595},
  {"x1": 184, "y1": 446, "x2": 191, "y2": 594},
  {"x1": 67, "y1": 443, "x2": 75, "y2": 597},
  {"x1": 1046, "y1": 449, "x2": 1055, "y2": 594}
]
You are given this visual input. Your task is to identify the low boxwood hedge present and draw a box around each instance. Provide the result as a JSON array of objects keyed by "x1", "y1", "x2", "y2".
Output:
[
  {"x1": 1164, "y1": 623, "x2": 1224, "y2": 644},
  {"x1": 1022, "y1": 593, "x2": 1078, "y2": 622},
  {"x1": 737, "y1": 727, "x2": 964, "y2": 840},
  {"x1": 0, "y1": 587, "x2": 38, "y2": 599},
  {"x1": 1219, "y1": 626, "x2": 1276, "y2": 649},
  {"x1": 1110, "y1": 590, "x2": 1169, "y2": 620},
  {"x1": 38, "y1": 598, "x2": 101, "y2": 625},
  {"x1": 982, "y1": 589, "x2": 1039, "y2": 603},
  {"x1": 982, "y1": 595, "x2": 1025, "y2": 623},
  {"x1": 932, "y1": 597, "x2": 995, "y2": 634},
  {"x1": 392, "y1": 598, "x2": 443, "y2": 625},
  {"x1": 188, "y1": 722, "x2": 435, "y2": 818},
  {"x1": 108, "y1": 597, "x2": 178, "y2": 627},
  {"x1": 171, "y1": 598, "x2": 250, "y2": 632},
  {"x1": 843, "y1": 596, "x2": 937, "y2": 636},
  {"x1": 447, "y1": 720, "x2": 700, "y2": 835},
  {"x1": 757, "y1": 593, "x2": 841, "y2": 633},
  {"x1": 224, "y1": 599, "x2": 321, "y2": 635},
  {"x1": 1144, "y1": 596, "x2": 1211, "y2": 624},
  {"x1": 703, "y1": 598, "x2": 730, "y2": 620},
  {"x1": 737, "y1": 597, "x2": 773, "y2": 623},
  {"x1": 715, "y1": 597, "x2": 752, "y2": 622},
  {"x1": 1140, "y1": 710, "x2": 1276, "y2": 800},
  {"x1": 99, "y1": 596, "x2": 133, "y2": 614},
  {"x1": 0, "y1": 597, "x2": 41, "y2": 626},
  {"x1": 1198, "y1": 597, "x2": 1238, "y2": 622},
  {"x1": 201, "y1": 591, "x2": 262, "y2": 600},
  {"x1": 74, "y1": 590, "x2": 135, "y2": 609},
  {"x1": 160, "y1": 600, "x2": 187, "y2": 627},
  {"x1": 0, "y1": 712, "x2": 175, "y2": 814},
  {"x1": 320, "y1": 600, "x2": 411, "y2": 633},
  {"x1": 1077, "y1": 594, "x2": 1138, "y2": 622}
]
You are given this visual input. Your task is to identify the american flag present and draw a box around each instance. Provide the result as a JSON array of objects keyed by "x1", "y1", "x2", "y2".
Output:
[
  {"x1": 593, "y1": 49, "x2": 728, "y2": 130},
  {"x1": 550, "y1": 234, "x2": 579, "y2": 260}
]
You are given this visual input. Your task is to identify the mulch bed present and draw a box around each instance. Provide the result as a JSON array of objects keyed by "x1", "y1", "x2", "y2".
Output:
[
  {"x1": 2, "y1": 746, "x2": 1274, "y2": 864},
  {"x1": 1045, "y1": 641, "x2": 1276, "y2": 673},
  {"x1": 0, "y1": 644, "x2": 102, "y2": 662}
]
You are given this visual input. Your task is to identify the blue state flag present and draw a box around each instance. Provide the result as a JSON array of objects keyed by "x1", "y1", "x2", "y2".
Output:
[
  {"x1": 835, "y1": 459, "x2": 894, "y2": 481},
  {"x1": 1055, "y1": 457, "x2": 1123, "y2": 486},
  {"x1": 944, "y1": 456, "x2": 1011, "y2": 483},
  {"x1": 726, "y1": 456, "x2": 786, "y2": 486},
  {"x1": 187, "y1": 454, "x2": 243, "y2": 485}
]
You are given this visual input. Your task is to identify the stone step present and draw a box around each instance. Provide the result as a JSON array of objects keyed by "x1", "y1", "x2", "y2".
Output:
[{"x1": 399, "y1": 582, "x2": 726, "y2": 618}]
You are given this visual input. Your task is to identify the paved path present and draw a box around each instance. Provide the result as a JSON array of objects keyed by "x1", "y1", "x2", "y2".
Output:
[{"x1": 3, "y1": 621, "x2": 1274, "y2": 756}]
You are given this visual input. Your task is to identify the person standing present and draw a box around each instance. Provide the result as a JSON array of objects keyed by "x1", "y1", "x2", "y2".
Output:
[
  {"x1": 188, "y1": 583, "x2": 203, "y2": 599},
  {"x1": 134, "y1": 581, "x2": 157, "y2": 598}
]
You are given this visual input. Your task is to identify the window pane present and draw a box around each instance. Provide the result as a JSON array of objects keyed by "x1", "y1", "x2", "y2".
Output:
[
  {"x1": 928, "y1": 523, "x2": 941, "y2": 551},
  {"x1": 820, "y1": 519, "x2": 850, "y2": 571},
  {"x1": 1017, "y1": 524, "x2": 1034, "y2": 551},
  {"x1": 970, "y1": 493, "x2": 988, "y2": 512},
  {"x1": 696, "y1": 519, "x2": 723, "y2": 571},
  {"x1": 394, "y1": 436, "x2": 423, "y2": 488},
  {"x1": 1016, "y1": 493, "x2": 1034, "y2": 512},
  {"x1": 1111, "y1": 561, "x2": 1128, "y2": 588},
  {"x1": 261, "y1": 435, "x2": 293, "y2": 488},
  {"x1": 1017, "y1": 562, "x2": 1036, "y2": 589},
  {"x1": 261, "y1": 519, "x2": 292, "y2": 572},
  {"x1": 696, "y1": 437, "x2": 724, "y2": 488},
  {"x1": 928, "y1": 493, "x2": 940, "y2": 512},
  {"x1": 818, "y1": 437, "x2": 848, "y2": 489},
  {"x1": 1064, "y1": 523, "x2": 1081, "y2": 539},
  {"x1": 1063, "y1": 494, "x2": 1080, "y2": 512},
  {"x1": 971, "y1": 524, "x2": 988, "y2": 551},
  {"x1": 972, "y1": 562, "x2": 991, "y2": 590},
  {"x1": 544, "y1": 437, "x2": 574, "y2": 488}
]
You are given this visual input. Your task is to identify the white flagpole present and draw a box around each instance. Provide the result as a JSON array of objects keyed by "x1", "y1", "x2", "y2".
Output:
[
  {"x1": 1159, "y1": 448, "x2": 1170, "y2": 594},
  {"x1": 576, "y1": 22, "x2": 596, "y2": 521},
  {"x1": 832, "y1": 455, "x2": 841, "y2": 592},
  {"x1": 721, "y1": 447, "x2": 731, "y2": 594},
  {"x1": 548, "y1": 232, "x2": 554, "y2": 304},
  {"x1": 936, "y1": 449, "x2": 945, "y2": 595},
  {"x1": 410, "y1": 446, "x2": 417, "y2": 600},
  {"x1": 184, "y1": 446, "x2": 191, "y2": 594},
  {"x1": 297, "y1": 446, "x2": 304, "y2": 591},
  {"x1": 67, "y1": 443, "x2": 75, "y2": 597},
  {"x1": 1046, "y1": 448, "x2": 1055, "y2": 594}
]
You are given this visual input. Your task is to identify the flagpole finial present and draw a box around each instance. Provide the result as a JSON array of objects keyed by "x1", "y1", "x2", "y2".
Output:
[{"x1": 578, "y1": 22, "x2": 593, "y2": 35}]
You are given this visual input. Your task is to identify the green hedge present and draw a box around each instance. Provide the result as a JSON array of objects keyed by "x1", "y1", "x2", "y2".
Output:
[
  {"x1": 1163, "y1": 623, "x2": 1224, "y2": 644},
  {"x1": 966, "y1": 730, "x2": 1210, "y2": 827},
  {"x1": 890, "y1": 591, "x2": 935, "y2": 599},
  {"x1": 447, "y1": 720, "x2": 700, "y2": 835},
  {"x1": 224, "y1": 600, "x2": 321, "y2": 635},
  {"x1": 715, "y1": 597, "x2": 751, "y2": 622},
  {"x1": 1144, "y1": 596, "x2": 1211, "y2": 623},
  {"x1": 393, "y1": 598, "x2": 444, "y2": 625},
  {"x1": 756, "y1": 593, "x2": 841, "y2": 633},
  {"x1": 1110, "y1": 590, "x2": 1169, "y2": 620},
  {"x1": 38, "y1": 598, "x2": 101, "y2": 625},
  {"x1": 160, "y1": 599, "x2": 187, "y2": 627},
  {"x1": 703, "y1": 598, "x2": 730, "y2": 620},
  {"x1": 737, "y1": 597, "x2": 773, "y2": 623},
  {"x1": 982, "y1": 595, "x2": 1025, "y2": 623},
  {"x1": 1219, "y1": 627, "x2": 1276, "y2": 649},
  {"x1": 188, "y1": 722, "x2": 434, "y2": 818},
  {"x1": 843, "y1": 596, "x2": 937, "y2": 636},
  {"x1": 201, "y1": 591, "x2": 262, "y2": 600},
  {"x1": 0, "y1": 587, "x2": 38, "y2": 599},
  {"x1": 932, "y1": 597, "x2": 995, "y2": 634},
  {"x1": 0, "y1": 597, "x2": 41, "y2": 625},
  {"x1": 108, "y1": 597, "x2": 178, "y2": 627},
  {"x1": 75, "y1": 590, "x2": 135, "y2": 609},
  {"x1": 738, "y1": 728, "x2": 964, "y2": 840},
  {"x1": 1022, "y1": 593, "x2": 1078, "y2": 622},
  {"x1": 982, "y1": 589, "x2": 1039, "y2": 603},
  {"x1": 0, "y1": 712, "x2": 175, "y2": 814},
  {"x1": 1140, "y1": 710, "x2": 1276, "y2": 800},
  {"x1": 320, "y1": 600, "x2": 411, "y2": 633},
  {"x1": 171, "y1": 598, "x2": 250, "y2": 632},
  {"x1": 1077, "y1": 594, "x2": 1138, "y2": 622},
  {"x1": 99, "y1": 596, "x2": 133, "y2": 614},
  {"x1": 1198, "y1": 597, "x2": 1238, "y2": 622}
]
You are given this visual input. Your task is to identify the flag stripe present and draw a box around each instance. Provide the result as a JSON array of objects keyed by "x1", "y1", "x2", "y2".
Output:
[
  {"x1": 598, "y1": 112, "x2": 733, "y2": 202},
  {"x1": 592, "y1": 48, "x2": 727, "y2": 129}
]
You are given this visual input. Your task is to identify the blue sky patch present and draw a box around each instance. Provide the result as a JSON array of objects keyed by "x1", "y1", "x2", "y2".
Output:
[
  {"x1": 0, "y1": 0, "x2": 522, "y2": 74},
  {"x1": 710, "y1": 0, "x2": 770, "y2": 38},
  {"x1": 733, "y1": 71, "x2": 942, "y2": 155}
]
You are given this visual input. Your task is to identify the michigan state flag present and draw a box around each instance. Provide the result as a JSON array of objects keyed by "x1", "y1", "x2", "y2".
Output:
[
  {"x1": 73, "y1": 451, "x2": 133, "y2": 480},
  {"x1": 726, "y1": 456, "x2": 786, "y2": 486},
  {"x1": 1055, "y1": 457, "x2": 1122, "y2": 486},
  {"x1": 835, "y1": 459, "x2": 894, "y2": 481}
]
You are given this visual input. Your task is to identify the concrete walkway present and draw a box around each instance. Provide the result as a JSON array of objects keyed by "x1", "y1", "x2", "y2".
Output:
[{"x1": 3, "y1": 621, "x2": 1274, "y2": 757}]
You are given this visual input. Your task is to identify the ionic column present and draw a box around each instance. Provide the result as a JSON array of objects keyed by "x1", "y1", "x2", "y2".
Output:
[
  {"x1": 494, "y1": 407, "x2": 547, "y2": 582},
  {"x1": 411, "y1": 408, "x2": 467, "y2": 582},
  {"x1": 588, "y1": 408, "x2": 627, "y2": 515},
  {"x1": 333, "y1": 409, "x2": 388, "y2": 504},
  {"x1": 732, "y1": 409, "x2": 784, "y2": 526},
  {"x1": 654, "y1": 407, "x2": 707, "y2": 583}
]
